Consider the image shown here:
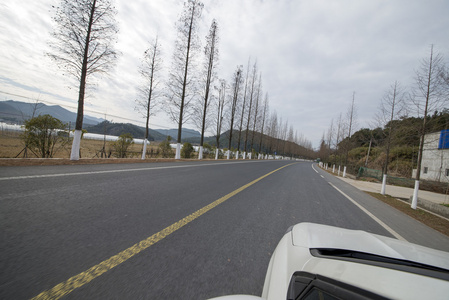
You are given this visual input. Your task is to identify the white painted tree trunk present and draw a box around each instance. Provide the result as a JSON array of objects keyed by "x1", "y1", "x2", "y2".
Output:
[
  {"x1": 332, "y1": 165, "x2": 335, "y2": 173},
  {"x1": 70, "y1": 129, "x2": 82, "y2": 160},
  {"x1": 343, "y1": 166, "x2": 347, "y2": 177},
  {"x1": 248, "y1": 153, "x2": 252, "y2": 159},
  {"x1": 235, "y1": 151, "x2": 239, "y2": 160},
  {"x1": 411, "y1": 180, "x2": 419, "y2": 209},
  {"x1": 215, "y1": 149, "x2": 219, "y2": 160},
  {"x1": 243, "y1": 152, "x2": 246, "y2": 159},
  {"x1": 198, "y1": 146, "x2": 203, "y2": 160},
  {"x1": 226, "y1": 150, "x2": 230, "y2": 159},
  {"x1": 175, "y1": 143, "x2": 181, "y2": 159},
  {"x1": 338, "y1": 165, "x2": 341, "y2": 176},
  {"x1": 141, "y1": 139, "x2": 148, "y2": 160},
  {"x1": 381, "y1": 174, "x2": 387, "y2": 195}
]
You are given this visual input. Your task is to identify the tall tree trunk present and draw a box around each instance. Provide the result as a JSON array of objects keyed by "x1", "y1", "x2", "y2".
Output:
[
  {"x1": 176, "y1": 5, "x2": 196, "y2": 160},
  {"x1": 71, "y1": 0, "x2": 96, "y2": 161}
]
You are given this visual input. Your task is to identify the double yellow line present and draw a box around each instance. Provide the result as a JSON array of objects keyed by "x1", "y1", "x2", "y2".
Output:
[{"x1": 32, "y1": 163, "x2": 296, "y2": 299}]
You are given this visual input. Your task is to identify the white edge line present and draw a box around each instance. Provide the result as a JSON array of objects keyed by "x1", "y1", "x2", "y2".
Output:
[
  {"x1": 329, "y1": 182, "x2": 407, "y2": 241},
  {"x1": 311, "y1": 164, "x2": 319, "y2": 173},
  {"x1": 0, "y1": 160, "x2": 267, "y2": 181}
]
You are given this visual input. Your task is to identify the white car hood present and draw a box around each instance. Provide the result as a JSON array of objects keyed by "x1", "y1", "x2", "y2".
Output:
[{"x1": 291, "y1": 223, "x2": 449, "y2": 270}]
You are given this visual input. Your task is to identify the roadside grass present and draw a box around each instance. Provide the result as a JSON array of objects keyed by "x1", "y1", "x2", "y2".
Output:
[
  {"x1": 366, "y1": 192, "x2": 449, "y2": 237},
  {"x1": 0, "y1": 132, "x2": 157, "y2": 159}
]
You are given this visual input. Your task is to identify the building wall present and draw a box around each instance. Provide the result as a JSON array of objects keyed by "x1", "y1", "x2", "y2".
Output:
[{"x1": 412, "y1": 131, "x2": 449, "y2": 182}]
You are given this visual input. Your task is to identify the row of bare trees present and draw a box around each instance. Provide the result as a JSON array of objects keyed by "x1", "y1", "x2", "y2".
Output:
[
  {"x1": 319, "y1": 45, "x2": 449, "y2": 208},
  {"x1": 48, "y1": 0, "x2": 312, "y2": 160}
]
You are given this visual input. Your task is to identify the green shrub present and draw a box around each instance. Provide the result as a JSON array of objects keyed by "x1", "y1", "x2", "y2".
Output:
[
  {"x1": 181, "y1": 142, "x2": 194, "y2": 158},
  {"x1": 159, "y1": 136, "x2": 173, "y2": 158},
  {"x1": 112, "y1": 133, "x2": 134, "y2": 158},
  {"x1": 22, "y1": 114, "x2": 68, "y2": 158}
]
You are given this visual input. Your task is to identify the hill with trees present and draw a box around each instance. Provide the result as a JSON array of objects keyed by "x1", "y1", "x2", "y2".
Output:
[{"x1": 318, "y1": 110, "x2": 449, "y2": 178}]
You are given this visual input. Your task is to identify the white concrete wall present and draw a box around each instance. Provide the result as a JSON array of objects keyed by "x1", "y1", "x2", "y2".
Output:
[{"x1": 412, "y1": 132, "x2": 449, "y2": 182}]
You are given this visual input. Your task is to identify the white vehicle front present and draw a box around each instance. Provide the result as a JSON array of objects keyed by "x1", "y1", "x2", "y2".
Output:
[{"x1": 211, "y1": 223, "x2": 449, "y2": 300}]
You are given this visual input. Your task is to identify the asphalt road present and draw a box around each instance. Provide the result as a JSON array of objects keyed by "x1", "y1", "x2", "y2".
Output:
[{"x1": 1, "y1": 160, "x2": 448, "y2": 299}]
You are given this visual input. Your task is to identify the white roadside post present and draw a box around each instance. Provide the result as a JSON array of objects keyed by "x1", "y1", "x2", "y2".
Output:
[
  {"x1": 411, "y1": 180, "x2": 419, "y2": 209},
  {"x1": 141, "y1": 139, "x2": 148, "y2": 160},
  {"x1": 198, "y1": 146, "x2": 203, "y2": 160},
  {"x1": 343, "y1": 166, "x2": 347, "y2": 178},
  {"x1": 175, "y1": 143, "x2": 181, "y2": 159},
  {"x1": 70, "y1": 129, "x2": 83, "y2": 160},
  {"x1": 381, "y1": 174, "x2": 387, "y2": 195}
]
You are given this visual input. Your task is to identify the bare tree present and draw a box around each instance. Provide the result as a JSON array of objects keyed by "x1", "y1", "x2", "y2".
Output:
[
  {"x1": 267, "y1": 110, "x2": 278, "y2": 155},
  {"x1": 287, "y1": 125, "x2": 294, "y2": 157},
  {"x1": 334, "y1": 113, "x2": 345, "y2": 165},
  {"x1": 344, "y1": 92, "x2": 357, "y2": 164},
  {"x1": 48, "y1": 0, "x2": 119, "y2": 160},
  {"x1": 280, "y1": 118, "x2": 288, "y2": 156},
  {"x1": 243, "y1": 61, "x2": 258, "y2": 158},
  {"x1": 326, "y1": 118, "x2": 334, "y2": 162},
  {"x1": 135, "y1": 37, "x2": 163, "y2": 159},
  {"x1": 165, "y1": 0, "x2": 203, "y2": 159},
  {"x1": 227, "y1": 65, "x2": 243, "y2": 159},
  {"x1": 195, "y1": 19, "x2": 219, "y2": 159},
  {"x1": 213, "y1": 79, "x2": 227, "y2": 159},
  {"x1": 411, "y1": 45, "x2": 447, "y2": 208},
  {"x1": 376, "y1": 81, "x2": 406, "y2": 194},
  {"x1": 236, "y1": 59, "x2": 251, "y2": 158},
  {"x1": 258, "y1": 93, "x2": 269, "y2": 158},
  {"x1": 250, "y1": 73, "x2": 262, "y2": 156}
]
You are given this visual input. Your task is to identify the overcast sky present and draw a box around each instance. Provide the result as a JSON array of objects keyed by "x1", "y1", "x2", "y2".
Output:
[{"x1": 1, "y1": 0, "x2": 448, "y2": 148}]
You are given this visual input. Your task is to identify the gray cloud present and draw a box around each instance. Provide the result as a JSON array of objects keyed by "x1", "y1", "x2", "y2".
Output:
[{"x1": 1, "y1": 0, "x2": 448, "y2": 147}]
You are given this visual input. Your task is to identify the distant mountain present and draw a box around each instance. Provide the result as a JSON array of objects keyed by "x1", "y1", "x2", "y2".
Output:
[
  {"x1": 87, "y1": 121, "x2": 168, "y2": 141},
  {"x1": 0, "y1": 100, "x2": 103, "y2": 126},
  {"x1": 86, "y1": 121, "x2": 202, "y2": 142},
  {"x1": 154, "y1": 128, "x2": 201, "y2": 139}
]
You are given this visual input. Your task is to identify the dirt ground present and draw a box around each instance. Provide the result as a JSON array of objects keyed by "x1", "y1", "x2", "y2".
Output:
[{"x1": 367, "y1": 192, "x2": 449, "y2": 237}]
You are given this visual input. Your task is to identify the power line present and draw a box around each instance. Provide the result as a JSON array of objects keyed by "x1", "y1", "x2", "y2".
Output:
[{"x1": 0, "y1": 90, "x2": 173, "y2": 129}]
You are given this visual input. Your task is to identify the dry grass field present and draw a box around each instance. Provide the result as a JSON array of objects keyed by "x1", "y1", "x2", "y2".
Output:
[{"x1": 0, "y1": 131, "x2": 161, "y2": 161}]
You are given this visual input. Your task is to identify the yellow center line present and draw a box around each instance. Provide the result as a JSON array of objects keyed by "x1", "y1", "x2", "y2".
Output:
[{"x1": 32, "y1": 162, "x2": 296, "y2": 299}]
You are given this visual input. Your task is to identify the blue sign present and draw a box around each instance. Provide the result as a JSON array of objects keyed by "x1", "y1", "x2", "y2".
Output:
[{"x1": 438, "y1": 129, "x2": 449, "y2": 149}]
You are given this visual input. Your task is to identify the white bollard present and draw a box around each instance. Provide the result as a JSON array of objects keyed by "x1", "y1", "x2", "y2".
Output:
[
  {"x1": 141, "y1": 139, "x2": 148, "y2": 160},
  {"x1": 175, "y1": 143, "x2": 181, "y2": 159},
  {"x1": 198, "y1": 146, "x2": 203, "y2": 160},
  {"x1": 381, "y1": 174, "x2": 387, "y2": 195},
  {"x1": 412, "y1": 180, "x2": 419, "y2": 209}
]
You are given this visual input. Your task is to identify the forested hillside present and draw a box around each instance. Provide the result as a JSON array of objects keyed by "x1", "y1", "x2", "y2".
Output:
[{"x1": 318, "y1": 110, "x2": 449, "y2": 177}]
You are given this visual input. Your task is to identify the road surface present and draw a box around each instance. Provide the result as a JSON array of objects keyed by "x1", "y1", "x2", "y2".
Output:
[{"x1": 1, "y1": 160, "x2": 448, "y2": 299}]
